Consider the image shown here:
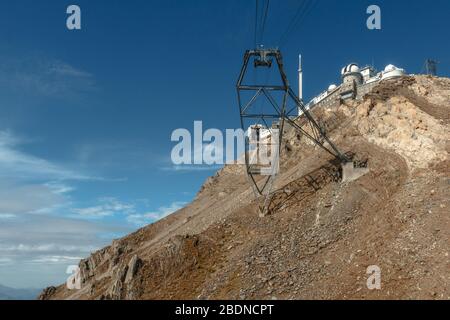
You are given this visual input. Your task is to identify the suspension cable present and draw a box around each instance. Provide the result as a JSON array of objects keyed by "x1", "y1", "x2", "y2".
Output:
[
  {"x1": 259, "y1": 0, "x2": 270, "y2": 45},
  {"x1": 278, "y1": 0, "x2": 309, "y2": 45},
  {"x1": 254, "y1": 0, "x2": 259, "y2": 48},
  {"x1": 278, "y1": 0, "x2": 317, "y2": 47}
]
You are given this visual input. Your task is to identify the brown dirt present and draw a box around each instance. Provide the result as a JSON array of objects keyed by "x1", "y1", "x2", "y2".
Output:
[{"x1": 39, "y1": 75, "x2": 450, "y2": 300}]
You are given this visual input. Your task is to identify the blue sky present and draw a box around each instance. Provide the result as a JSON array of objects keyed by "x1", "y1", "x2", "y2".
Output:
[{"x1": 0, "y1": 0, "x2": 448, "y2": 289}]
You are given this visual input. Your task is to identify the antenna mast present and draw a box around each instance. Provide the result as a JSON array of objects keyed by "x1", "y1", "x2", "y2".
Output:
[
  {"x1": 425, "y1": 59, "x2": 438, "y2": 76},
  {"x1": 298, "y1": 54, "x2": 303, "y2": 105}
]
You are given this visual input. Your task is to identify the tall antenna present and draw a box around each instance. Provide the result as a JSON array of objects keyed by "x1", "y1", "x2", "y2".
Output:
[
  {"x1": 425, "y1": 59, "x2": 438, "y2": 76},
  {"x1": 298, "y1": 54, "x2": 303, "y2": 103}
]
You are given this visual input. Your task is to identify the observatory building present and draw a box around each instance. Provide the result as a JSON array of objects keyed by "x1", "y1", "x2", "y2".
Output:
[
  {"x1": 301, "y1": 61, "x2": 406, "y2": 114},
  {"x1": 246, "y1": 59, "x2": 407, "y2": 143}
]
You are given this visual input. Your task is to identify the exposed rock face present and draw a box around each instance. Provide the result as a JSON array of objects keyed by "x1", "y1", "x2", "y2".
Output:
[
  {"x1": 352, "y1": 77, "x2": 449, "y2": 169},
  {"x1": 40, "y1": 76, "x2": 450, "y2": 300},
  {"x1": 125, "y1": 255, "x2": 141, "y2": 284},
  {"x1": 107, "y1": 279, "x2": 123, "y2": 300},
  {"x1": 38, "y1": 286, "x2": 56, "y2": 300},
  {"x1": 98, "y1": 253, "x2": 142, "y2": 300}
]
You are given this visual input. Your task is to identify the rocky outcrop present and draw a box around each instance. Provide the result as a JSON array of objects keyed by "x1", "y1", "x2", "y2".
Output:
[
  {"x1": 102, "y1": 254, "x2": 142, "y2": 300},
  {"x1": 125, "y1": 255, "x2": 142, "y2": 284},
  {"x1": 38, "y1": 286, "x2": 56, "y2": 300}
]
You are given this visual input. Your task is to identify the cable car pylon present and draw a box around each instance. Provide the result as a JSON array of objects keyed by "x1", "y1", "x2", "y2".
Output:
[{"x1": 236, "y1": 48, "x2": 368, "y2": 216}]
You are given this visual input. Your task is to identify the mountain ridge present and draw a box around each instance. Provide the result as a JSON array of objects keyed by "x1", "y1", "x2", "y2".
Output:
[
  {"x1": 40, "y1": 75, "x2": 450, "y2": 300},
  {"x1": 0, "y1": 284, "x2": 42, "y2": 300}
]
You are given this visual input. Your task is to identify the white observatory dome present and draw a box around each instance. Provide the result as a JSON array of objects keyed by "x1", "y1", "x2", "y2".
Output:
[
  {"x1": 382, "y1": 64, "x2": 406, "y2": 80},
  {"x1": 384, "y1": 64, "x2": 397, "y2": 72},
  {"x1": 341, "y1": 63, "x2": 360, "y2": 75},
  {"x1": 328, "y1": 84, "x2": 338, "y2": 91}
]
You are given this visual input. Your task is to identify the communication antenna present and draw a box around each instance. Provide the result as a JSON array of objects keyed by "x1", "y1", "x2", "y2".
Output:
[
  {"x1": 425, "y1": 59, "x2": 438, "y2": 76},
  {"x1": 298, "y1": 54, "x2": 303, "y2": 103}
]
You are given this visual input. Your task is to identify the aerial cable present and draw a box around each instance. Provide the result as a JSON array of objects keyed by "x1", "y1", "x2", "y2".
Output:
[
  {"x1": 259, "y1": 0, "x2": 270, "y2": 45},
  {"x1": 288, "y1": 0, "x2": 319, "y2": 43},
  {"x1": 279, "y1": 0, "x2": 314, "y2": 46},
  {"x1": 287, "y1": 0, "x2": 318, "y2": 45},
  {"x1": 278, "y1": 0, "x2": 317, "y2": 47},
  {"x1": 254, "y1": 0, "x2": 259, "y2": 48},
  {"x1": 277, "y1": 0, "x2": 309, "y2": 45}
]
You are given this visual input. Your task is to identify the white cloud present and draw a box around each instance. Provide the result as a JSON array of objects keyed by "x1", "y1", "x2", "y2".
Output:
[
  {"x1": 30, "y1": 255, "x2": 83, "y2": 264},
  {"x1": 44, "y1": 182, "x2": 75, "y2": 194},
  {"x1": 0, "y1": 257, "x2": 13, "y2": 266},
  {"x1": 0, "y1": 244, "x2": 97, "y2": 253},
  {"x1": 0, "y1": 214, "x2": 131, "y2": 288},
  {"x1": 0, "y1": 130, "x2": 103, "y2": 217},
  {"x1": 127, "y1": 201, "x2": 186, "y2": 226},
  {"x1": 72, "y1": 198, "x2": 134, "y2": 219},
  {"x1": 0, "y1": 56, "x2": 95, "y2": 97},
  {"x1": 0, "y1": 213, "x2": 16, "y2": 220},
  {"x1": 0, "y1": 131, "x2": 93, "y2": 181},
  {"x1": 47, "y1": 61, "x2": 92, "y2": 78},
  {"x1": 0, "y1": 183, "x2": 64, "y2": 215}
]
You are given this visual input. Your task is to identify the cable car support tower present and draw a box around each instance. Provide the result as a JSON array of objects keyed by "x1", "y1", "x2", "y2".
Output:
[{"x1": 236, "y1": 48, "x2": 368, "y2": 216}]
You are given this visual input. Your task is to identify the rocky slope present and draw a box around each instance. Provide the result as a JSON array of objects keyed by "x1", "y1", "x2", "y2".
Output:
[{"x1": 40, "y1": 75, "x2": 449, "y2": 300}]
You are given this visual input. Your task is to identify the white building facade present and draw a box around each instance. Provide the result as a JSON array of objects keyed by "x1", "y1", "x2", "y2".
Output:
[{"x1": 301, "y1": 62, "x2": 406, "y2": 114}]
